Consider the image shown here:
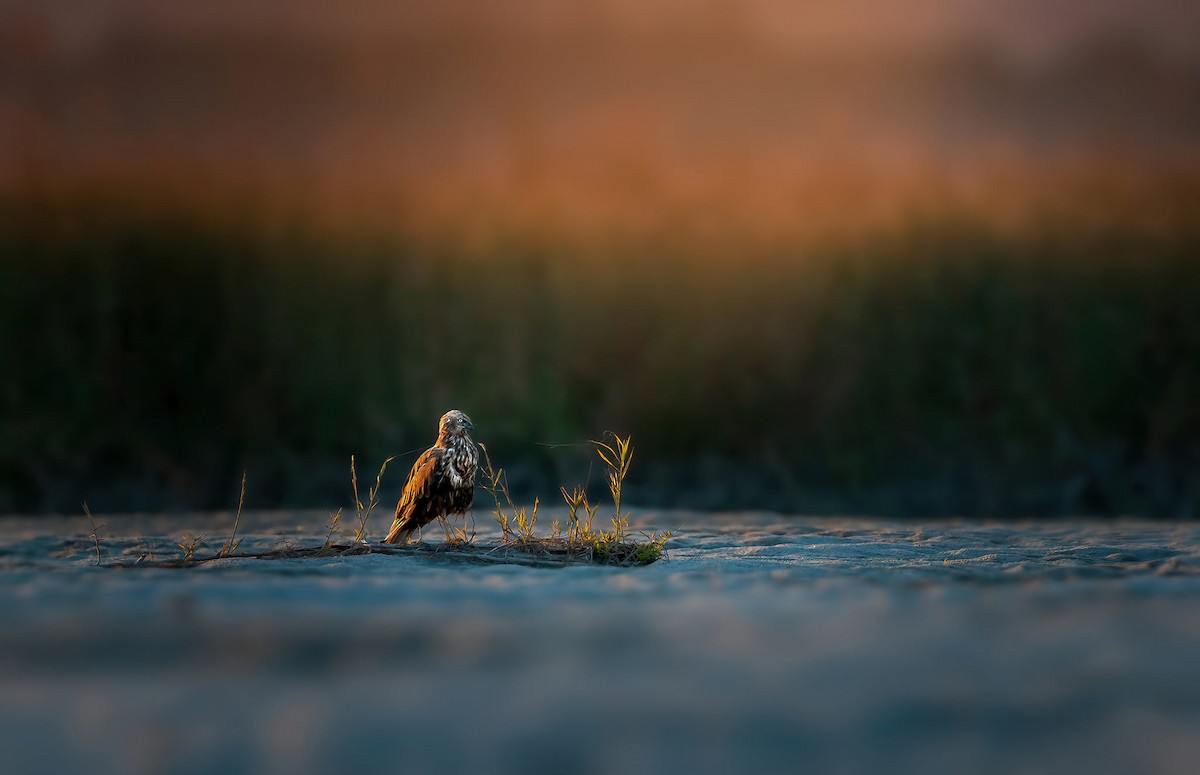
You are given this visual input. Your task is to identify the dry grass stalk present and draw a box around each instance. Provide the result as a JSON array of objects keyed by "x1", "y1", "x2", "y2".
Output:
[
  {"x1": 323, "y1": 508, "x2": 343, "y2": 549},
  {"x1": 217, "y1": 470, "x2": 247, "y2": 558},
  {"x1": 351, "y1": 454, "x2": 395, "y2": 544},
  {"x1": 81, "y1": 501, "x2": 105, "y2": 566},
  {"x1": 177, "y1": 533, "x2": 205, "y2": 562},
  {"x1": 480, "y1": 443, "x2": 518, "y2": 541},
  {"x1": 437, "y1": 509, "x2": 476, "y2": 546}
]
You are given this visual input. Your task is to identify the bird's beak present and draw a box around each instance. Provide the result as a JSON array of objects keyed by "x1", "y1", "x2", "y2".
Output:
[{"x1": 465, "y1": 420, "x2": 476, "y2": 432}]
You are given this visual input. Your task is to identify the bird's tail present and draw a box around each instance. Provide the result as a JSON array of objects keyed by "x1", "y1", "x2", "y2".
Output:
[{"x1": 384, "y1": 517, "x2": 415, "y2": 544}]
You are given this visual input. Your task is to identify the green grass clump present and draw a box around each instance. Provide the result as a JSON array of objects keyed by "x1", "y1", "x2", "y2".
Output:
[{"x1": 482, "y1": 434, "x2": 673, "y2": 566}]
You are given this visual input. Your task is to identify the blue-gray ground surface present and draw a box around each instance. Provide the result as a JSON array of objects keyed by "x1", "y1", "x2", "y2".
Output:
[{"x1": 1, "y1": 512, "x2": 1198, "y2": 775}]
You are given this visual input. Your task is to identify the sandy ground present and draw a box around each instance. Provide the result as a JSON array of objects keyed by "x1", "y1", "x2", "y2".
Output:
[{"x1": 1, "y1": 511, "x2": 1198, "y2": 775}]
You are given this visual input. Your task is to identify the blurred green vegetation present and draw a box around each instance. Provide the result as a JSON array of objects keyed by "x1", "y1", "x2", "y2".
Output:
[{"x1": 2, "y1": 195, "x2": 1198, "y2": 516}]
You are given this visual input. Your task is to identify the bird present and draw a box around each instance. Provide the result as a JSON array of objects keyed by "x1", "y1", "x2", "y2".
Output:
[{"x1": 384, "y1": 409, "x2": 479, "y2": 544}]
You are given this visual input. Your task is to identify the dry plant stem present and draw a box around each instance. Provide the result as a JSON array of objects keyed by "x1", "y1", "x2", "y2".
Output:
[
  {"x1": 437, "y1": 510, "x2": 477, "y2": 546},
  {"x1": 499, "y1": 478, "x2": 522, "y2": 537},
  {"x1": 480, "y1": 444, "x2": 516, "y2": 541},
  {"x1": 217, "y1": 470, "x2": 247, "y2": 558},
  {"x1": 323, "y1": 508, "x2": 343, "y2": 549},
  {"x1": 462, "y1": 510, "x2": 477, "y2": 543},
  {"x1": 479, "y1": 444, "x2": 539, "y2": 544},
  {"x1": 352, "y1": 454, "x2": 395, "y2": 544},
  {"x1": 351, "y1": 455, "x2": 363, "y2": 540},
  {"x1": 81, "y1": 501, "x2": 104, "y2": 566},
  {"x1": 177, "y1": 534, "x2": 205, "y2": 562}
]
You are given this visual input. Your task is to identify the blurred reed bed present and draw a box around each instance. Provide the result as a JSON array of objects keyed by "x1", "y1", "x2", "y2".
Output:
[{"x1": 1, "y1": 173, "x2": 1199, "y2": 517}]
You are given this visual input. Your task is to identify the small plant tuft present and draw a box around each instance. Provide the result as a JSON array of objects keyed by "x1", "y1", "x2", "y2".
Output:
[
  {"x1": 634, "y1": 529, "x2": 675, "y2": 564},
  {"x1": 559, "y1": 484, "x2": 600, "y2": 546},
  {"x1": 514, "y1": 497, "x2": 539, "y2": 543}
]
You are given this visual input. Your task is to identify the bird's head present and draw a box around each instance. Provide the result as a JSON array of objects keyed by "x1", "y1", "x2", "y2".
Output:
[{"x1": 438, "y1": 409, "x2": 476, "y2": 438}]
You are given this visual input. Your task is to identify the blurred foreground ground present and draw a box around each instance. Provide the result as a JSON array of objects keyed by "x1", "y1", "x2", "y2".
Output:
[{"x1": 1, "y1": 511, "x2": 1198, "y2": 774}]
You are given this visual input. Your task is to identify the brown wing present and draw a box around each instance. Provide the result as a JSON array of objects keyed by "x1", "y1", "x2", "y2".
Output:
[{"x1": 384, "y1": 447, "x2": 446, "y2": 543}]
